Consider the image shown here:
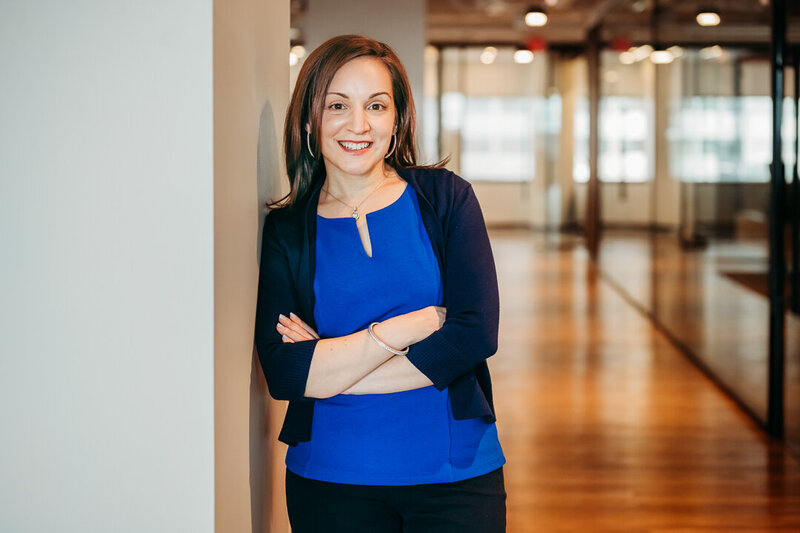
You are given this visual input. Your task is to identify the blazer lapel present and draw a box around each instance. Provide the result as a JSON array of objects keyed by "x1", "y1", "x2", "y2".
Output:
[
  {"x1": 399, "y1": 167, "x2": 446, "y2": 275},
  {"x1": 297, "y1": 186, "x2": 321, "y2": 329}
]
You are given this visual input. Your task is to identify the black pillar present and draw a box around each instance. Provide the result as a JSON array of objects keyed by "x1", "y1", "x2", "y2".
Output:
[
  {"x1": 768, "y1": 0, "x2": 786, "y2": 438},
  {"x1": 586, "y1": 26, "x2": 601, "y2": 259},
  {"x1": 791, "y1": 51, "x2": 799, "y2": 314}
]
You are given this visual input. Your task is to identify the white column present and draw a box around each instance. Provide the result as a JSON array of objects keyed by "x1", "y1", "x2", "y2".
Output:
[
  {"x1": 0, "y1": 1, "x2": 289, "y2": 531},
  {"x1": 0, "y1": 2, "x2": 214, "y2": 531}
]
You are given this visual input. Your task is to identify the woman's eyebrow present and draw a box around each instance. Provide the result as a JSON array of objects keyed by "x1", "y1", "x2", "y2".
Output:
[{"x1": 325, "y1": 91, "x2": 390, "y2": 99}]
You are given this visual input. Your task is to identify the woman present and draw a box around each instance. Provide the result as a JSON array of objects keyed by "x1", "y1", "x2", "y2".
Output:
[{"x1": 255, "y1": 34, "x2": 505, "y2": 533}]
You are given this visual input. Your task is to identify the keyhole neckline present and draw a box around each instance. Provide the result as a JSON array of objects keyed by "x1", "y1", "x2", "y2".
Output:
[{"x1": 316, "y1": 183, "x2": 408, "y2": 221}]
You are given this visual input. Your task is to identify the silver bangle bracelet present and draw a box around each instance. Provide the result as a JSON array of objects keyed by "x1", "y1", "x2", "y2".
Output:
[{"x1": 367, "y1": 322, "x2": 410, "y2": 356}]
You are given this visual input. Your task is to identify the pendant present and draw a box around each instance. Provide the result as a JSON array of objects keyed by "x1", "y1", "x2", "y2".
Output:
[{"x1": 352, "y1": 208, "x2": 359, "y2": 220}]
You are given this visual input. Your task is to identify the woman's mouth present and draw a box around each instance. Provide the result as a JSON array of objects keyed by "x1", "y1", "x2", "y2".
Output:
[{"x1": 338, "y1": 141, "x2": 372, "y2": 152}]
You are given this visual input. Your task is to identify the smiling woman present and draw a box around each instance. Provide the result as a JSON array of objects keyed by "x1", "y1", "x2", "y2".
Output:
[
  {"x1": 255, "y1": 35, "x2": 506, "y2": 533},
  {"x1": 316, "y1": 58, "x2": 396, "y2": 178}
]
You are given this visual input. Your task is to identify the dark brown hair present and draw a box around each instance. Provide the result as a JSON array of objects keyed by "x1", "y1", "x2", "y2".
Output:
[{"x1": 276, "y1": 35, "x2": 420, "y2": 208}]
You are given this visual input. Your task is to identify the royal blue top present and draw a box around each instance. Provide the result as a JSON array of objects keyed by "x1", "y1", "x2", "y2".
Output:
[{"x1": 285, "y1": 185, "x2": 505, "y2": 485}]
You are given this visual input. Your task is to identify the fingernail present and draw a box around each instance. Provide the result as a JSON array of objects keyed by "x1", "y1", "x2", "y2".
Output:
[
  {"x1": 277, "y1": 323, "x2": 284, "y2": 330},
  {"x1": 289, "y1": 312, "x2": 297, "y2": 318},
  {"x1": 278, "y1": 314, "x2": 287, "y2": 320},
  {"x1": 282, "y1": 335, "x2": 289, "y2": 341}
]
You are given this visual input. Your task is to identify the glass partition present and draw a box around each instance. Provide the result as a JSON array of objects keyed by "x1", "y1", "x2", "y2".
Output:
[
  {"x1": 597, "y1": 47, "x2": 779, "y2": 424},
  {"x1": 784, "y1": 63, "x2": 800, "y2": 458},
  {"x1": 574, "y1": 51, "x2": 654, "y2": 185}
]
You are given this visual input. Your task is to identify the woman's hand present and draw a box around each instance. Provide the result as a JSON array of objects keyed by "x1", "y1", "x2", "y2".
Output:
[{"x1": 277, "y1": 313, "x2": 320, "y2": 343}]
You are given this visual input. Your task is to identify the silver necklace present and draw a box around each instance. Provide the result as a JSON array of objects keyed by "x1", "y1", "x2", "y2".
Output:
[{"x1": 323, "y1": 179, "x2": 387, "y2": 220}]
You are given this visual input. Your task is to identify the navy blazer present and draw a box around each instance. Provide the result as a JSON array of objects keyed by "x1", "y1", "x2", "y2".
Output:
[{"x1": 254, "y1": 167, "x2": 500, "y2": 445}]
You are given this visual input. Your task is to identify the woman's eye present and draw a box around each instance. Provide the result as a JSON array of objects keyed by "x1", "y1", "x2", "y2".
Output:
[
  {"x1": 368, "y1": 103, "x2": 386, "y2": 111},
  {"x1": 328, "y1": 103, "x2": 345, "y2": 110}
]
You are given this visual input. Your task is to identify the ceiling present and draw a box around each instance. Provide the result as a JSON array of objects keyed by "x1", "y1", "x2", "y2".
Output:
[
  {"x1": 291, "y1": 0, "x2": 800, "y2": 49},
  {"x1": 427, "y1": 0, "x2": 799, "y2": 47}
]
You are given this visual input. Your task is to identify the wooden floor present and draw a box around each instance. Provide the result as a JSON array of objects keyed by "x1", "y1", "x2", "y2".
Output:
[
  {"x1": 595, "y1": 231, "x2": 800, "y2": 454},
  {"x1": 487, "y1": 230, "x2": 800, "y2": 533}
]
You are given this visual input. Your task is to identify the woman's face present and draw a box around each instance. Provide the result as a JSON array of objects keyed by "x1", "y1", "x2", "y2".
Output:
[{"x1": 316, "y1": 56, "x2": 396, "y2": 180}]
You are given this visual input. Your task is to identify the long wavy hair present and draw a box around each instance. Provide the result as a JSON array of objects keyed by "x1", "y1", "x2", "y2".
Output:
[{"x1": 274, "y1": 35, "x2": 422, "y2": 209}]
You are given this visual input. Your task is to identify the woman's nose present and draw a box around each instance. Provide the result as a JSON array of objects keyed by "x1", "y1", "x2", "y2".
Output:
[{"x1": 349, "y1": 108, "x2": 369, "y2": 133}]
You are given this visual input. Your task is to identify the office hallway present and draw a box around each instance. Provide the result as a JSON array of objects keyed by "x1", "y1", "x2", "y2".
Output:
[{"x1": 487, "y1": 230, "x2": 800, "y2": 532}]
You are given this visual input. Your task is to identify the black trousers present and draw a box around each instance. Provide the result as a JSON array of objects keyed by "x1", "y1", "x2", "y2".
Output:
[{"x1": 285, "y1": 468, "x2": 506, "y2": 533}]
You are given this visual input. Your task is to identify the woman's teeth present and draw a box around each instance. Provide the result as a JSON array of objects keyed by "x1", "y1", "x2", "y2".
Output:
[{"x1": 339, "y1": 141, "x2": 371, "y2": 150}]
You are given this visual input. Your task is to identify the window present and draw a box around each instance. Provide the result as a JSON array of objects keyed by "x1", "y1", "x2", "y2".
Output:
[
  {"x1": 573, "y1": 96, "x2": 653, "y2": 183},
  {"x1": 436, "y1": 47, "x2": 556, "y2": 182}
]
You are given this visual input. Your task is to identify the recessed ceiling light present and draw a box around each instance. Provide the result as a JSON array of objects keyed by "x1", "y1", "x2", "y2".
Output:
[
  {"x1": 631, "y1": 44, "x2": 653, "y2": 62},
  {"x1": 650, "y1": 50, "x2": 674, "y2": 64},
  {"x1": 480, "y1": 46, "x2": 498, "y2": 65},
  {"x1": 696, "y1": 10, "x2": 721, "y2": 26},
  {"x1": 524, "y1": 7, "x2": 548, "y2": 27},
  {"x1": 667, "y1": 45, "x2": 684, "y2": 58},
  {"x1": 700, "y1": 45, "x2": 724, "y2": 60},
  {"x1": 513, "y1": 49, "x2": 535, "y2": 64}
]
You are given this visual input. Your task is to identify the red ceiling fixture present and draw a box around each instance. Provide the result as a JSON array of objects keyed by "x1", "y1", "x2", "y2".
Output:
[
  {"x1": 610, "y1": 37, "x2": 631, "y2": 52},
  {"x1": 526, "y1": 37, "x2": 547, "y2": 52}
]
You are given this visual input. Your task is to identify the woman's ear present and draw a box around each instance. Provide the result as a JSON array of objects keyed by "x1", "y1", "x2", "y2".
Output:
[{"x1": 305, "y1": 124, "x2": 311, "y2": 134}]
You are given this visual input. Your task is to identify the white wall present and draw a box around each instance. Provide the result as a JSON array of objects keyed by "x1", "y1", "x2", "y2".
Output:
[
  {"x1": 213, "y1": 0, "x2": 289, "y2": 532},
  {"x1": 0, "y1": 2, "x2": 214, "y2": 532},
  {"x1": 304, "y1": 0, "x2": 426, "y2": 158}
]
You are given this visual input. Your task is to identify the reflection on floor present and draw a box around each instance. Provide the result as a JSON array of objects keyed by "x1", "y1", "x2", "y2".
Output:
[
  {"x1": 599, "y1": 231, "x2": 800, "y2": 457},
  {"x1": 596, "y1": 231, "x2": 772, "y2": 422},
  {"x1": 596, "y1": 230, "x2": 800, "y2": 459},
  {"x1": 488, "y1": 229, "x2": 800, "y2": 532}
]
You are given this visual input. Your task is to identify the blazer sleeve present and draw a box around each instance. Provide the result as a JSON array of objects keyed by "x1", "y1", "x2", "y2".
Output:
[
  {"x1": 254, "y1": 212, "x2": 318, "y2": 401},
  {"x1": 405, "y1": 183, "x2": 499, "y2": 390}
]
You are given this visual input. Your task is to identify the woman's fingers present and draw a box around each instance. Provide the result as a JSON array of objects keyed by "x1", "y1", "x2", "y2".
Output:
[
  {"x1": 289, "y1": 312, "x2": 320, "y2": 339},
  {"x1": 277, "y1": 313, "x2": 316, "y2": 342},
  {"x1": 276, "y1": 321, "x2": 305, "y2": 342}
]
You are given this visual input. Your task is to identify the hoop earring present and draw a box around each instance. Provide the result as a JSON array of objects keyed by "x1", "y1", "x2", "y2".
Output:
[
  {"x1": 306, "y1": 131, "x2": 315, "y2": 159},
  {"x1": 385, "y1": 133, "x2": 397, "y2": 159}
]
